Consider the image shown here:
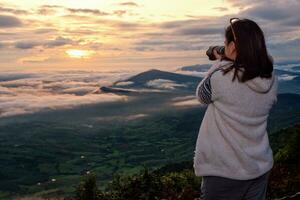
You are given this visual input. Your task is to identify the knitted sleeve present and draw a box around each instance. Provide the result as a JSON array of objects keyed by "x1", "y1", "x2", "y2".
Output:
[{"x1": 196, "y1": 67, "x2": 223, "y2": 104}]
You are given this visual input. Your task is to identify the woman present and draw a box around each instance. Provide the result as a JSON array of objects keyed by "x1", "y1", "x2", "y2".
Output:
[{"x1": 193, "y1": 18, "x2": 278, "y2": 200}]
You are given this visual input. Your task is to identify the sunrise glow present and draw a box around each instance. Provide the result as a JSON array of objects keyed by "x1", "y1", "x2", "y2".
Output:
[
  {"x1": 0, "y1": 0, "x2": 299, "y2": 72},
  {"x1": 66, "y1": 49, "x2": 94, "y2": 59}
]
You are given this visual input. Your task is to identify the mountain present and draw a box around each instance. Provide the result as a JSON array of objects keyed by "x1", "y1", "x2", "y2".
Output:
[
  {"x1": 98, "y1": 64, "x2": 300, "y2": 96},
  {"x1": 93, "y1": 69, "x2": 202, "y2": 94},
  {"x1": 108, "y1": 69, "x2": 201, "y2": 91},
  {"x1": 99, "y1": 86, "x2": 136, "y2": 94},
  {"x1": 123, "y1": 69, "x2": 200, "y2": 84},
  {"x1": 98, "y1": 86, "x2": 164, "y2": 94},
  {"x1": 99, "y1": 65, "x2": 300, "y2": 96}
]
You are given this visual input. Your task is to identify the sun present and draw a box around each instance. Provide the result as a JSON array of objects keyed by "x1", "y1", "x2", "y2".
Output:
[{"x1": 66, "y1": 49, "x2": 94, "y2": 58}]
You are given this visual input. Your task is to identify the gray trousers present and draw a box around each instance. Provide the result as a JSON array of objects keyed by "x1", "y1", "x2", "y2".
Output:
[{"x1": 200, "y1": 170, "x2": 270, "y2": 200}]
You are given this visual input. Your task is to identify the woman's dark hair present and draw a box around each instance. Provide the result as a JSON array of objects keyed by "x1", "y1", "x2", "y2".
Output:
[{"x1": 222, "y1": 18, "x2": 273, "y2": 82}]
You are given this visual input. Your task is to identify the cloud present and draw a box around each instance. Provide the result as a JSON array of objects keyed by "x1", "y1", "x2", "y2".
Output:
[
  {"x1": 14, "y1": 36, "x2": 74, "y2": 49},
  {"x1": 135, "y1": 39, "x2": 176, "y2": 46},
  {"x1": 175, "y1": 70, "x2": 207, "y2": 78},
  {"x1": 171, "y1": 95, "x2": 200, "y2": 107},
  {"x1": 67, "y1": 8, "x2": 109, "y2": 16},
  {"x1": 0, "y1": 86, "x2": 14, "y2": 95},
  {"x1": 231, "y1": 0, "x2": 300, "y2": 27},
  {"x1": 44, "y1": 36, "x2": 73, "y2": 48},
  {"x1": 158, "y1": 17, "x2": 219, "y2": 30},
  {"x1": 125, "y1": 114, "x2": 148, "y2": 120},
  {"x1": 146, "y1": 79, "x2": 187, "y2": 90},
  {"x1": 243, "y1": 5, "x2": 292, "y2": 20},
  {"x1": 268, "y1": 38, "x2": 300, "y2": 52},
  {"x1": 278, "y1": 74, "x2": 298, "y2": 81},
  {"x1": 115, "y1": 81, "x2": 134, "y2": 86},
  {"x1": 38, "y1": 5, "x2": 129, "y2": 17},
  {"x1": 15, "y1": 41, "x2": 40, "y2": 49},
  {"x1": 172, "y1": 95, "x2": 195, "y2": 101},
  {"x1": 19, "y1": 56, "x2": 50, "y2": 63},
  {"x1": 225, "y1": 0, "x2": 261, "y2": 9},
  {"x1": 65, "y1": 28, "x2": 100, "y2": 36},
  {"x1": 0, "y1": 71, "x2": 134, "y2": 118},
  {"x1": 113, "y1": 21, "x2": 146, "y2": 30},
  {"x1": 62, "y1": 86, "x2": 101, "y2": 95},
  {"x1": 134, "y1": 39, "x2": 205, "y2": 52},
  {"x1": 118, "y1": 2, "x2": 139, "y2": 7},
  {"x1": 283, "y1": 17, "x2": 300, "y2": 27},
  {"x1": 0, "y1": 72, "x2": 38, "y2": 82},
  {"x1": 0, "y1": 92, "x2": 127, "y2": 117},
  {"x1": 130, "y1": 18, "x2": 224, "y2": 52},
  {"x1": 36, "y1": 5, "x2": 64, "y2": 15},
  {"x1": 40, "y1": 5, "x2": 63, "y2": 9},
  {"x1": 61, "y1": 14, "x2": 95, "y2": 21},
  {"x1": 1, "y1": 0, "x2": 300, "y2": 67},
  {"x1": 134, "y1": 46, "x2": 155, "y2": 51},
  {"x1": 213, "y1": 7, "x2": 229, "y2": 12},
  {"x1": 0, "y1": 15, "x2": 22, "y2": 27},
  {"x1": 0, "y1": 6, "x2": 29, "y2": 15},
  {"x1": 133, "y1": 44, "x2": 203, "y2": 52},
  {"x1": 34, "y1": 28, "x2": 57, "y2": 34},
  {"x1": 176, "y1": 27, "x2": 223, "y2": 36},
  {"x1": 172, "y1": 99, "x2": 200, "y2": 107},
  {"x1": 37, "y1": 8, "x2": 57, "y2": 15},
  {"x1": 113, "y1": 10, "x2": 127, "y2": 17},
  {"x1": 159, "y1": 19, "x2": 196, "y2": 29},
  {"x1": 280, "y1": 38, "x2": 300, "y2": 48},
  {"x1": 275, "y1": 60, "x2": 300, "y2": 66},
  {"x1": 0, "y1": 42, "x2": 5, "y2": 48}
]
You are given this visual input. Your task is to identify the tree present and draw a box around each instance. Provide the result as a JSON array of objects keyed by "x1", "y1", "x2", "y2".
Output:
[{"x1": 76, "y1": 173, "x2": 103, "y2": 200}]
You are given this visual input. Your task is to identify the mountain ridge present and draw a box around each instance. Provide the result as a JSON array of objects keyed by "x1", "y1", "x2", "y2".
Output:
[{"x1": 113, "y1": 68, "x2": 200, "y2": 88}]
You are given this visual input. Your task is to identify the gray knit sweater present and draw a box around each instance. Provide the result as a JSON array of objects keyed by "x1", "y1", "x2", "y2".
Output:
[{"x1": 193, "y1": 60, "x2": 278, "y2": 180}]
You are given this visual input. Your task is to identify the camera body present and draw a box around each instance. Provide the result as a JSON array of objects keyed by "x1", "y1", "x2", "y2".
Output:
[{"x1": 206, "y1": 46, "x2": 225, "y2": 61}]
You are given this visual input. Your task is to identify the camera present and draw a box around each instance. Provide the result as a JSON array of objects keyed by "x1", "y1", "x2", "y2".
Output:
[{"x1": 206, "y1": 46, "x2": 225, "y2": 61}]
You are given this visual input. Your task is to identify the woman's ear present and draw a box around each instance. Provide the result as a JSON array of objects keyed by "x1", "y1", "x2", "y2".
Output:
[
  {"x1": 229, "y1": 41, "x2": 236, "y2": 54},
  {"x1": 227, "y1": 41, "x2": 237, "y2": 60}
]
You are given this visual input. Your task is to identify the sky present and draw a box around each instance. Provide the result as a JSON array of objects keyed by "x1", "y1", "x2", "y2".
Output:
[
  {"x1": 0, "y1": 0, "x2": 300, "y2": 72},
  {"x1": 0, "y1": 0, "x2": 300, "y2": 118}
]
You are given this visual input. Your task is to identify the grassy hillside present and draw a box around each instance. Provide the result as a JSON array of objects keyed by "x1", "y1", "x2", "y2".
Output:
[
  {"x1": 1, "y1": 93, "x2": 300, "y2": 199},
  {"x1": 72, "y1": 124, "x2": 300, "y2": 200}
]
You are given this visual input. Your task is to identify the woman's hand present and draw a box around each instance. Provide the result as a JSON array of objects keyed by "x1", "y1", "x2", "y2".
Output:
[{"x1": 213, "y1": 48, "x2": 222, "y2": 60}]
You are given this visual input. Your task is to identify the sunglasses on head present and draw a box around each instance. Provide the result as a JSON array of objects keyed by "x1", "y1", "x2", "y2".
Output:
[{"x1": 230, "y1": 18, "x2": 240, "y2": 42}]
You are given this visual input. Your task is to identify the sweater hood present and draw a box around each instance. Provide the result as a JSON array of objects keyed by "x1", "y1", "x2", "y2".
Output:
[
  {"x1": 240, "y1": 69, "x2": 276, "y2": 93},
  {"x1": 219, "y1": 61, "x2": 275, "y2": 94}
]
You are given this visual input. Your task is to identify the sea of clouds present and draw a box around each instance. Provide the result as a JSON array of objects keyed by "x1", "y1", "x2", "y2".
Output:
[{"x1": 0, "y1": 70, "x2": 136, "y2": 118}]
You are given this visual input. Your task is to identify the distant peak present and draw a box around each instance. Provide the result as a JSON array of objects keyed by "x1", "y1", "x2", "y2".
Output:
[{"x1": 145, "y1": 69, "x2": 162, "y2": 73}]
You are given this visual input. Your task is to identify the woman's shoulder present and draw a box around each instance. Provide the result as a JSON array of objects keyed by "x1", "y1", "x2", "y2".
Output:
[{"x1": 208, "y1": 60, "x2": 234, "y2": 75}]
